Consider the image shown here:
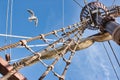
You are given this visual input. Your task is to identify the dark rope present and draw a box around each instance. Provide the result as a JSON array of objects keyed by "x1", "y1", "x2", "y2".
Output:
[
  {"x1": 73, "y1": 0, "x2": 83, "y2": 8},
  {"x1": 108, "y1": 41, "x2": 120, "y2": 67},
  {"x1": 102, "y1": 42, "x2": 120, "y2": 80}
]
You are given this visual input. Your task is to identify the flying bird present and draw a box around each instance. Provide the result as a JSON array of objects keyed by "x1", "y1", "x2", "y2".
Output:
[{"x1": 27, "y1": 9, "x2": 38, "y2": 27}]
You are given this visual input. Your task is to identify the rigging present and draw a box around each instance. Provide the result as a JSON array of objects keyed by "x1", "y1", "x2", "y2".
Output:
[
  {"x1": 73, "y1": 0, "x2": 83, "y2": 8},
  {"x1": 108, "y1": 41, "x2": 120, "y2": 67},
  {"x1": 102, "y1": 42, "x2": 120, "y2": 80},
  {"x1": 0, "y1": 0, "x2": 120, "y2": 80},
  {"x1": 4, "y1": 0, "x2": 10, "y2": 62}
]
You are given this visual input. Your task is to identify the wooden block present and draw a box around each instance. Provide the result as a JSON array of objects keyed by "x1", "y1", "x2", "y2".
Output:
[{"x1": 0, "y1": 56, "x2": 27, "y2": 80}]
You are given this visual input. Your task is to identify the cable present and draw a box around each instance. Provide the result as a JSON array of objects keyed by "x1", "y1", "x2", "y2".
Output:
[
  {"x1": 62, "y1": 0, "x2": 64, "y2": 26},
  {"x1": 5, "y1": 0, "x2": 10, "y2": 55},
  {"x1": 102, "y1": 42, "x2": 120, "y2": 80},
  {"x1": 108, "y1": 41, "x2": 120, "y2": 67},
  {"x1": 0, "y1": 33, "x2": 56, "y2": 41},
  {"x1": 17, "y1": 43, "x2": 63, "y2": 48},
  {"x1": 111, "y1": 0, "x2": 115, "y2": 6},
  {"x1": 9, "y1": 0, "x2": 13, "y2": 62},
  {"x1": 5, "y1": 0, "x2": 9, "y2": 43},
  {"x1": 0, "y1": 33, "x2": 31, "y2": 38},
  {"x1": 9, "y1": 54, "x2": 32, "y2": 63},
  {"x1": 73, "y1": 0, "x2": 83, "y2": 8}
]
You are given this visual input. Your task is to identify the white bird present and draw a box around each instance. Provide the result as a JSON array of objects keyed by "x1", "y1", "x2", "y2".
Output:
[{"x1": 27, "y1": 9, "x2": 38, "y2": 27}]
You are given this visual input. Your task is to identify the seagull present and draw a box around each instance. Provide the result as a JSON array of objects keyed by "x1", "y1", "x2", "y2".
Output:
[{"x1": 27, "y1": 9, "x2": 38, "y2": 27}]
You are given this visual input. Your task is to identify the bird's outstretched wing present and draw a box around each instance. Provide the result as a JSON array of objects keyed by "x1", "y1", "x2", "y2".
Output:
[{"x1": 27, "y1": 9, "x2": 34, "y2": 16}]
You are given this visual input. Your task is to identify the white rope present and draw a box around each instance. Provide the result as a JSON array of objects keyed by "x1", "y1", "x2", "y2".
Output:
[
  {"x1": 8, "y1": 55, "x2": 32, "y2": 63},
  {"x1": 0, "y1": 33, "x2": 56, "y2": 41},
  {"x1": 10, "y1": 0, "x2": 13, "y2": 42},
  {"x1": 5, "y1": 0, "x2": 9, "y2": 42},
  {"x1": 9, "y1": 0, "x2": 13, "y2": 60},
  {"x1": 4, "y1": 0, "x2": 10, "y2": 55},
  {"x1": 17, "y1": 44, "x2": 48, "y2": 48},
  {"x1": 0, "y1": 33, "x2": 31, "y2": 38},
  {"x1": 62, "y1": 0, "x2": 64, "y2": 26},
  {"x1": 17, "y1": 43, "x2": 63, "y2": 48}
]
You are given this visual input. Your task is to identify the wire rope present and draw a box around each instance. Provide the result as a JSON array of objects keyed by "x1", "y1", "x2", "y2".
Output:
[
  {"x1": 5, "y1": 0, "x2": 10, "y2": 55},
  {"x1": 73, "y1": 0, "x2": 83, "y2": 8},
  {"x1": 62, "y1": 0, "x2": 64, "y2": 27},
  {"x1": 0, "y1": 33, "x2": 56, "y2": 41},
  {"x1": 108, "y1": 41, "x2": 120, "y2": 67},
  {"x1": 9, "y1": 0, "x2": 13, "y2": 62},
  {"x1": 112, "y1": 0, "x2": 115, "y2": 6},
  {"x1": 102, "y1": 42, "x2": 120, "y2": 80}
]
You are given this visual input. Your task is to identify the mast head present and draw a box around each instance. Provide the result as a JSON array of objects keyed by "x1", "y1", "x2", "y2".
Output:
[{"x1": 80, "y1": 1, "x2": 108, "y2": 30}]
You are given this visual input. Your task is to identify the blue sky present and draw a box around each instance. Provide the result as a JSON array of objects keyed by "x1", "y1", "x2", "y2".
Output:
[{"x1": 0, "y1": 0, "x2": 120, "y2": 80}]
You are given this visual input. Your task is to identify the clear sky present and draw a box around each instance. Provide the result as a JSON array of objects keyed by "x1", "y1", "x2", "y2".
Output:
[{"x1": 0, "y1": 0, "x2": 120, "y2": 80}]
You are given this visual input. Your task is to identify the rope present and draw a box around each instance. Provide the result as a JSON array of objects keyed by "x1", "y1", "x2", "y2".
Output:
[
  {"x1": 8, "y1": 55, "x2": 32, "y2": 63},
  {"x1": 17, "y1": 43, "x2": 63, "y2": 48},
  {"x1": 5, "y1": 0, "x2": 9, "y2": 43},
  {"x1": 0, "y1": 22, "x2": 83, "y2": 51},
  {"x1": 39, "y1": 28, "x2": 81, "y2": 80},
  {"x1": 5, "y1": 0, "x2": 10, "y2": 55},
  {"x1": 0, "y1": 33, "x2": 56, "y2": 41},
  {"x1": 17, "y1": 44, "x2": 48, "y2": 48},
  {"x1": 62, "y1": 0, "x2": 64, "y2": 27},
  {"x1": 0, "y1": 33, "x2": 31, "y2": 38},
  {"x1": 1, "y1": 1, "x2": 120, "y2": 80},
  {"x1": 108, "y1": 41, "x2": 120, "y2": 67},
  {"x1": 73, "y1": 0, "x2": 83, "y2": 8},
  {"x1": 111, "y1": 0, "x2": 115, "y2": 6},
  {"x1": 9, "y1": 0, "x2": 13, "y2": 62},
  {"x1": 102, "y1": 42, "x2": 120, "y2": 80},
  {"x1": 1, "y1": 22, "x2": 82, "y2": 80}
]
